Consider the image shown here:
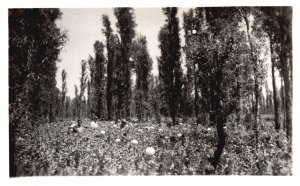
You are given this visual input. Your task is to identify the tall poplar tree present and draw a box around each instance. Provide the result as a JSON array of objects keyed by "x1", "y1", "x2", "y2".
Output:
[
  {"x1": 158, "y1": 7, "x2": 182, "y2": 125},
  {"x1": 102, "y1": 15, "x2": 114, "y2": 120},
  {"x1": 61, "y1": 69, "x2": 67, "y2": 118},
  {"x1": 114, "y1": 8, "x2": 136, "y2": 119},
  {"x1": 93, "y1": 41, "x2": 106, "y2": 119},
  {"x1": 79, "y1": 60, "x2": 88, "y2": 118},
  {"x1": 132, "y1": 35, "x2": 152, "y2": 121}
]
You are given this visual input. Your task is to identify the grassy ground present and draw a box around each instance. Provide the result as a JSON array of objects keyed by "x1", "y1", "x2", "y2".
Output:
[{"x1": 14, "y1": 116, "x2": 292, "y2": 176}]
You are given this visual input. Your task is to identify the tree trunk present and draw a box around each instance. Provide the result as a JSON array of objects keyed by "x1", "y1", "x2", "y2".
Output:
[
  {"x1": 210, "y1": 66, "x2": 226, "y2": 169},
  {"x1": 107, "y1": 87, "x2": 112, "y2": 120},
  {"x1": 79, "y1": 98, "x2": 82, "y2": 119},
  {"x1": 194, "y1": 63, "x2": 199, "y2": 120},
  {"x1": 279, "y1": 17, "x2": 292, "y2": 139},
  {"x1": 244, "y1": 14, "x2": 259, "y2": 149},
  {"x1": 211, "y1": 114, "x2": 226, "y2": 168},
  {"x1": 279, "y1": 28, "x2": 292, "y2": 138},
  {"x1": 117, "y1": 91, "x2": 123, "y2": 120},
  {"x1": 170, "y1": 93, "x2": 176, "y2": 126},
  {"x1": 280, "y1": 78, "x2": 286, "y2": 130},
  {"x1": 9, "y1": 124, "x2": 17, "y2": 177},
  {"x1": 61, "y1": 100, "x2": 65, "y2": 119},
  {"x1": 254, "y1": 79, "x2": 259, "y2": 149},
  {"x1": 125, "y1": 62, "x2": 132, "y2": 120},
  {"x1": 106, "y1": 36, "x2": 113, "y2": 121},
  {"x1": 281, "y1": 53, "x2": 292, "y2": 139},
  {"x1": 270, "y1": 37, "x2": 281, "y2": 131}
]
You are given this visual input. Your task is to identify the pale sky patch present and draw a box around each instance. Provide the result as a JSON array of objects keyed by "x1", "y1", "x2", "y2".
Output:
[{"x1": 56, "y1": 8, "x2": 190, "y2": 98}]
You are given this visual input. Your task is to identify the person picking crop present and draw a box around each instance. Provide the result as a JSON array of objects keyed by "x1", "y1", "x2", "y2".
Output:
[
  {"x1": 90, "y1": 116, "x2": 99, "y2": 128},
  {"x1": 73, "y1": 119, "x2": 84, "y2": 133}
]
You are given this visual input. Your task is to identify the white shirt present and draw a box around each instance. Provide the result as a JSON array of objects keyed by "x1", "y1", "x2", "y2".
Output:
[
  {"x1": 90, "y1": 121, "x2": 98, "y2": 128},
  {"x1": 77, "y1": 127, "x2": 84, "y2": 133},
  {"x1": 70, "y1": 121, "x2": 76, "y2": 128}
]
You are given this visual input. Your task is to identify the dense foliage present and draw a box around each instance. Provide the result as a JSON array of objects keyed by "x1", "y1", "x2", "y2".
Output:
[
  {"x1": 158, "y1": 7, "x2": 183, "y2": 126},
  {"x1": 90, "y1": 41, "x2": 106, "y2": 119},
  {"x1": 14, "y1": 118, "x2": 291, "y2": 176},
  {"x1": 102, "y1": 15, "x2": 115, "y2": 121},
  {"x1": 132, "y1": 35, "x2": 153, "y2": 121},
  {"x1": 114, "y1": 8, "x2": 137, "y2": 120},
  {"x1": 9, "y1": 8, "x2": 66, "y2": 176}
]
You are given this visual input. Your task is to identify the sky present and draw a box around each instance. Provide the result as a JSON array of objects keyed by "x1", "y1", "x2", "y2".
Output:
[{"x1": 56, "y1": 8, "x2": 189, "y2": 98}]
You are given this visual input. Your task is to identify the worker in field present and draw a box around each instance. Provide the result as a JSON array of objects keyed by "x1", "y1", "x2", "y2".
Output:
[
  {"x1": 70, "y1": 120, "x2": 76, "y2": 128},
  {"x1": 90, "y1": 116, "x2": 99, "y2": 128},
  {"x1": 67, "y1": 120, "x2": 76, "y2": 134},
  {"x1": 73, "y1": 119, "x2": 84, "y2": 133}
]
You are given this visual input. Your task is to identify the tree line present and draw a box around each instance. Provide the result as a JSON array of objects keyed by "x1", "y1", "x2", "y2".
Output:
[
  {"x1": 9, "y1": 7, "x2": 292, "y2": 175},
  {"x1": 65, "y1": 7, "x2": 292, "y2": 138}
]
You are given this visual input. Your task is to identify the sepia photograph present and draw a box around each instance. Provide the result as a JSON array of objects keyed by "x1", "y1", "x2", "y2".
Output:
[{"x1": 5, "y1": 1, "x2": 295, "y2": 181}]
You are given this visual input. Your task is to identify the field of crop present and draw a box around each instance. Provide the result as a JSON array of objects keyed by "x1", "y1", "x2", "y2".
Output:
[{"x1": 14, "y1": 118, "x2": 292, "y2": 176}]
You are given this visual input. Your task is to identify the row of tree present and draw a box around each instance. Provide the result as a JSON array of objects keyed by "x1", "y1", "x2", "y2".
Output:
[
  {"x1": 9, "y1": 7, "x2": 292, "y2": 174},
  {"x1": 63, "y1": 8, "x2": 154, "y2": 122},
  {"x1": 60, "y1": 7, "x2": 292, "y2": 169},
  {"x1": 58, "y1": 7, "x2": 292, "y2": 140}
]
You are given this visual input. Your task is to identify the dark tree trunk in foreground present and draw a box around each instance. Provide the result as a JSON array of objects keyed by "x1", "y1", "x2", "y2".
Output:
[
  {"x1": 210, "y1": 65, "x2": 226, "y2": 169},
  {"x1": 212, "y1": 115, "x2": 226, "y2": 168}
]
